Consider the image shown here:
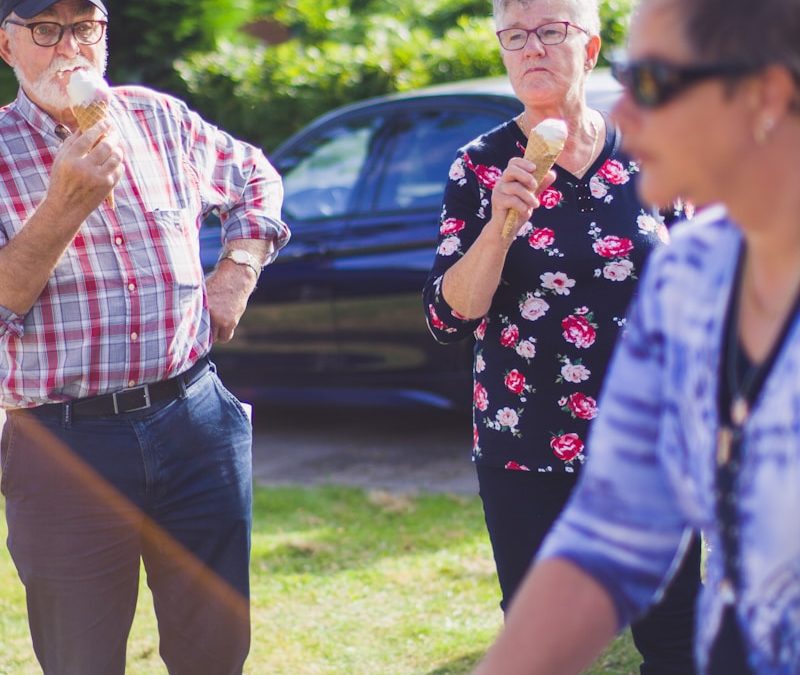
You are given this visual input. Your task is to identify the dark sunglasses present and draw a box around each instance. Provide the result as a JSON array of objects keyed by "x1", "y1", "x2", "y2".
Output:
[{"x1": 610, "y1": 57, "x2": 756, "y2": 108}]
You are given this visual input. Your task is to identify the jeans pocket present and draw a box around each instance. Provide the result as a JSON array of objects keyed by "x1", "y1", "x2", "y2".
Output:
[{"x1": 212, "y1": 376, "x2": 252, "y2": 426}]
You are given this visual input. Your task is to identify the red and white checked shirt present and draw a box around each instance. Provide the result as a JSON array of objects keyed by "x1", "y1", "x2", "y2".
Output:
[{"x1": 0, "y1": 87, "x2": 288, "y2": 408}]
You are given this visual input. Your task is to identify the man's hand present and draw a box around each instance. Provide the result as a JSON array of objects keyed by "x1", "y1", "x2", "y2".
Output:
[
  {"x1": 206, "y1": 262, "x2": 257, "y2": 343},
  {"x1": 0, "y1": 121, "x2": 125, "y2": 315},
  {"x1": 48, "y1": 120, "x2": 123, "y2": 218}
]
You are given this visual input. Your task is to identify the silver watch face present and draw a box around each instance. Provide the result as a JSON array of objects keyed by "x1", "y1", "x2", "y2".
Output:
[{"x1": 230, "y1": 249, "x2": 249, "y2": 264}]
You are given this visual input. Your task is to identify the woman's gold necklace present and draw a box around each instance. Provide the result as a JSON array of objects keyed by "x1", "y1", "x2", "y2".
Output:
[{"x1": 574, "y1": 114, "x2": 601, "y2": 178}]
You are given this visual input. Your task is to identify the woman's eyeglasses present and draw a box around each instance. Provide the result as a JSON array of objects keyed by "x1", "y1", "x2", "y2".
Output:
[
  {"x1": 3, "y1": 19, "x2": 107, "y2": 47},
  {"x1": 610, "y1": 57, "x2": 756, "y2": 108},
  {"x1": 496, "y1": 21, "x2": 588, "y2": 51}
]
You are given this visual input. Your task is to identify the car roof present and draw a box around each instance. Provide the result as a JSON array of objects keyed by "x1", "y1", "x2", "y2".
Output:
[
  {"x1": 344, "y1": 68, "x2": 613, "y2": 110},
  {"x1": 386, "y1": 68, "x2": 623, "y2": 113},
  {"x1": 273, "y1": 69, "x2": 622, "y2": 156}
]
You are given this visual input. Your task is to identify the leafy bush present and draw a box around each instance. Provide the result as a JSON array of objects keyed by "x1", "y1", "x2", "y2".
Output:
[
  {"x1": 0, "y1": 0, "x2": 634, "y2": 151},
  {"x1": 176, "y1": 11, "x2": 504, "y2": 152},
  {"x1": 177, "y1": 0, "x2": 634, "y2": 151},
  {"x1": 107, "y1": 0, "x2": 255, "y2": 95}
]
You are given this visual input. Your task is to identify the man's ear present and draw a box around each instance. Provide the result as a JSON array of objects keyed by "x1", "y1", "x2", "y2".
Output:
[{"x1": 0, "y1": 28, "x2": 16, "y2": 68}]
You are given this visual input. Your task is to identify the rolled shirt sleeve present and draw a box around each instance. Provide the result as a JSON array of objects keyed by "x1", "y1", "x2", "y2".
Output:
[
  {"x1": 179, "y1": 99, "x2": 289, "y2": 264},
  {"x1": 0, "y1": 304, "x2": 24, "y2": 338}
]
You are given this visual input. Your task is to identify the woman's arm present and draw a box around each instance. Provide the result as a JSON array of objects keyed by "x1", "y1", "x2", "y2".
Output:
[
  {"x1": 473, "y1": 558, "x2": 618, "y2": 675},
  {"x1": 442, "y1": 157, "x2": 553, "y2": 319}
]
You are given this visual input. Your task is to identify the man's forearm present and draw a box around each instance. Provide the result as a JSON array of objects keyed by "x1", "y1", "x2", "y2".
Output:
[
  {"x1": 0, "y1": 198, "x2": 86, "y2": 315},
  {"x1": 473, "y1": 558, "x2": 618, "y2": 675}
]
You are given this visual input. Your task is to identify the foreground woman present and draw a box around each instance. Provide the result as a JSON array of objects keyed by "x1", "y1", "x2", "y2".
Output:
[{"x1": 473, "y1": 0, "x2": 800, "y2": 673}]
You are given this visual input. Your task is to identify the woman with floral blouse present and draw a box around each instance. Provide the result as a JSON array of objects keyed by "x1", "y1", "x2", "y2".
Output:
[{"x1": 423, "y1": 0, "x2": 700, "y2": 672}]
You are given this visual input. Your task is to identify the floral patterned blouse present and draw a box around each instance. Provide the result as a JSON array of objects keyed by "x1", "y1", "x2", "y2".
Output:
[{"x1": 423, "y1": 114, "x2": 671, "y2": 475}]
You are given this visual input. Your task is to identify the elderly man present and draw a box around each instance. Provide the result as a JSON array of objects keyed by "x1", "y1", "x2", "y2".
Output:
[{"x1": 0, "y1": 0, "x2": 288, "y2": 673}]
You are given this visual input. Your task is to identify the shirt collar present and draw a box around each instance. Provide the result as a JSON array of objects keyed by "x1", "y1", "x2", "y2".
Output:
[{"x1": 14, "y1": 87, "x2": 73, "y2": 142}]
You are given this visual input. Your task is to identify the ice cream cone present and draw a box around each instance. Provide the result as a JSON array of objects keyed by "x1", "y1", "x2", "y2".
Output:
[
  {"x1": 502, "y1": 118, "x2": 567, "y2": 239},
  {"x1": 68, "y1": 70, "x2": 115, "y2": 209},
  {"x1": 72, "y1": 100, "x2": 115, "y2": 208}
]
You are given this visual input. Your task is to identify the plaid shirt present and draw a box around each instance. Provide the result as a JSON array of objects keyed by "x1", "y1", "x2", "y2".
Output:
[
  {"x1": 0, "y1": 87, "x2": 288, "y2": 408},
  {"x1": 540, "y1": 206, "x2": 800, "y2": 673}
]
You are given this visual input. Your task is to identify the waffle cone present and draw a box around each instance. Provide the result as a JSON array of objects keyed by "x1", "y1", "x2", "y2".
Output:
[
  {"x1": 501, "y1": 131, "x2": 565, "y2": 239},
  {"x1": 72, "y1": 101, "x2": 115, "y2": 209}
]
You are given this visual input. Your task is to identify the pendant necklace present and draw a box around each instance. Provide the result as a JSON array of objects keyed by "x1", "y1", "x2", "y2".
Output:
[
  {"x1": 715, "y1": 244, "x2": 800, "y2": 601},
  {"x1": 574, "y1": 114, "x2": 601, "y2": 179}
]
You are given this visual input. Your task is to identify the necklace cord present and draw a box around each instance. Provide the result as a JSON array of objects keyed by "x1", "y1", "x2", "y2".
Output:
[{"x1": 515, "y1": 111, "x2": 602, "y2": 179}]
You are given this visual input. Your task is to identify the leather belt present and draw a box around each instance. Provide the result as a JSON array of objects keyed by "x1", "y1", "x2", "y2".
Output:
[{"x1": 26, "y1": 357, "x2": 211, "y2": 418}]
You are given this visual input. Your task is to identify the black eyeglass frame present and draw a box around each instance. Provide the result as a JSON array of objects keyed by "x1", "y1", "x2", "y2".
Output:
[
  {"x1": 3, "y1": 19, "x2": 107, "y2": 47},
  {"x1": 495, "y1": 21, "x2": 589, "y2": 51},
  {"x1": 610, "y1": 57, "x2": 757, "y2": 109}
]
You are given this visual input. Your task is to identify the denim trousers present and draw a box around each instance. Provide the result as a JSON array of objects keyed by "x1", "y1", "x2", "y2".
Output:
[
  {"x1": 477, "y1": 464, "x2": 701, "y2": 675},
  {"x1": 1, "y1": 369, "x2": 253, "y2": 675}
]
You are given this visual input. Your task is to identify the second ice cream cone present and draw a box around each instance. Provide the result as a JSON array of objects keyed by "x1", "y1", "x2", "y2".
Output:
[{"x1": 501, "y1": 118, "x2": 568, "y2": 239}]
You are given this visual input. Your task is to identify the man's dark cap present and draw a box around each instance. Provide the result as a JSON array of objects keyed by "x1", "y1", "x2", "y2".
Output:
[{"x1": 0, "y1": 0, "x2": 107, "y2": 24}]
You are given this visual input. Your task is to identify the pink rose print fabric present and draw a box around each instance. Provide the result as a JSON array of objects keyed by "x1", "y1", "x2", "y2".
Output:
[{"x1": 423, "y1": 115, "x2": 685, "y2": 474}]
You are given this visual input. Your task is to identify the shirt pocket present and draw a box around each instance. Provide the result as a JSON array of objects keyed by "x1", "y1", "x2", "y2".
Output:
[{"x1": 141, "y1": 207, "x2": 203, "y2": 289}]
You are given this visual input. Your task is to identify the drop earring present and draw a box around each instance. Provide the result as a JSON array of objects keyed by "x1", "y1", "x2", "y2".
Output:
[{"x1": 755, "y1": 118, "x2": 775, "y2": 144}]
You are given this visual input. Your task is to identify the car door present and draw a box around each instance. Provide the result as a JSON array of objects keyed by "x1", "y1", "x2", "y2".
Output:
[
  {"x1": 328, "y1": 95, "x2": 521, "y2": 406},
  {"x1": 208, "y1": 111, "x2": 388, "y2": 400}
]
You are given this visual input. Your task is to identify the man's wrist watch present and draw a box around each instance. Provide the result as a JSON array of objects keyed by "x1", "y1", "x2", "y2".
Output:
[{"x1": 218, "y1": 249, "x2": 262, "y2": 277}]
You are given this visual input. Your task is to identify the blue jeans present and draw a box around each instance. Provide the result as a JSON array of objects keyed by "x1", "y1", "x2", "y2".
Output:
[
  {"x1": 1, "y1": 368, "x2": 253, "y2": 675},
  {"x1": 477, "y1": 465, "x2": 701, "y2": 675}
]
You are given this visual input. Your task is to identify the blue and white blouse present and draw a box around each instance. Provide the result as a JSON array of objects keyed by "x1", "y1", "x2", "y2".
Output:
[{"x1": 540, "y1": 206, "x2": 800, "y2": 674}]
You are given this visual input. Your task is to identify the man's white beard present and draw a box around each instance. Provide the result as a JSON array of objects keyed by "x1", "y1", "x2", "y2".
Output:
[{"x1": 14, "y1": 48, "x2": 108, "y2": 113}]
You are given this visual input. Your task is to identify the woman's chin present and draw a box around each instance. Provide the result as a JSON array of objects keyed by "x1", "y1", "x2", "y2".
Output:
[{"x1": 635, "y1": 169, "x2": 677, "y2": 212}]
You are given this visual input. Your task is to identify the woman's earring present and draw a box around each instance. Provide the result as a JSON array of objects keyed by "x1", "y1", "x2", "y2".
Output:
[{"x1": 755, "y1": 118, "x2": 775, "y2": 144}]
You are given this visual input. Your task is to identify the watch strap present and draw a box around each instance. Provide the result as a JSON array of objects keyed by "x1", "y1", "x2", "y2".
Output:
[{"x1": 219, "y1": 249, "x2": 262, "y2": 277}]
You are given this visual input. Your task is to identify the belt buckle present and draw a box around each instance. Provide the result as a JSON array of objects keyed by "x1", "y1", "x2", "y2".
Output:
[{"x1": 112, "y1": 384, "x2": 152, "y2": 414}]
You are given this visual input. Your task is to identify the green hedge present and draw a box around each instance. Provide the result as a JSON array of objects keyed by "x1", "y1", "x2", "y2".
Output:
[
  {"x1": 177, "y1": 0, "x2": 633, "y2": 152},
  {"x1": 0, "y1": 0, "x2": 633, "y2": 153}
]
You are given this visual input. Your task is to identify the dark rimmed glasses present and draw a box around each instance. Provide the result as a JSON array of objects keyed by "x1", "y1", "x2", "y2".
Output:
[
  {"x1": 3, "y1": 19, "x2": 107, "y2": 47},
  {"x1": 496, "y1": 21, "x2": 589, "y2": 51},
  {"x1": 610, "y1": 57, "x2": 756, "y2": 108}
]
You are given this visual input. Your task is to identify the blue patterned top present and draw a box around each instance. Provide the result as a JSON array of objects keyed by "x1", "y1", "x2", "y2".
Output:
[{"x1": 540, "y1": 205, "x2": 800, "y2": 674}]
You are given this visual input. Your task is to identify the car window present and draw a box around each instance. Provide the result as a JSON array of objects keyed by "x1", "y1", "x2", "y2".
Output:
[
  {"x1": 279, "y1": 115, "x2": 383, "y2": 220},
  {"x1": 374, "y1": 107, "x2": 506, "y2": 212}
]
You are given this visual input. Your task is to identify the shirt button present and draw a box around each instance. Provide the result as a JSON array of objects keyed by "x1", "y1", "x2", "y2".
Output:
[
  {"x1": 131, "y1": 332, "x2": 138, "y2": 341},
  {"x1": 115, "y1": 237, "x2": 123, "y2": 246},
  {"x1": 128, "y1": 283, "x2": 136, "y2": 292},
  {"x1": 128, "y1": 380, "x2": 136, "y2": 388}
]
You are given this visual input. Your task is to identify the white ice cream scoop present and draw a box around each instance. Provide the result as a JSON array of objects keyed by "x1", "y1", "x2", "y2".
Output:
[
  {"x1": 67, "y1": 69, "x2": 110, "y2": 106},
  {"x1": 532, "y1": 118, "x2": 569, "y2": 152}
]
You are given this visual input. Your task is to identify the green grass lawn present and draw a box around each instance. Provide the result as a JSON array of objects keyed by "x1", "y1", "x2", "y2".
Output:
[{"x1": 0, "y1": 486, "x2": 638, "y2": 674}]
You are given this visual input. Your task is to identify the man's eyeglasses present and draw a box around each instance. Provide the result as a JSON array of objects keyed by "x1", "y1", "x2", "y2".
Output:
[
  {"x1": 496, "y1": 21, "x2": 588, "y2": 51},
  {"x1": 610, "y1": 57, "x2": 756, "y2": 108},
  {"x1": 3, "y1": 19, "x2": 107, "y2": 47}
]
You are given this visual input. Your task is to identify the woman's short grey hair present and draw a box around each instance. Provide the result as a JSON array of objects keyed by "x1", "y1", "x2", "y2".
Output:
[
  {"x1": 653, "y1": 0, "x2": 800, "y2": 87},
  {"x1": 492, "y1": 0, "x2": 601, "y2": 37}
]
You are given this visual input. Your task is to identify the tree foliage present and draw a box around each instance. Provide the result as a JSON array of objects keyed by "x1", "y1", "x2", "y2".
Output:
[{"x1": 0, "y1": 0, "x2": 634, "y2": 152}]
